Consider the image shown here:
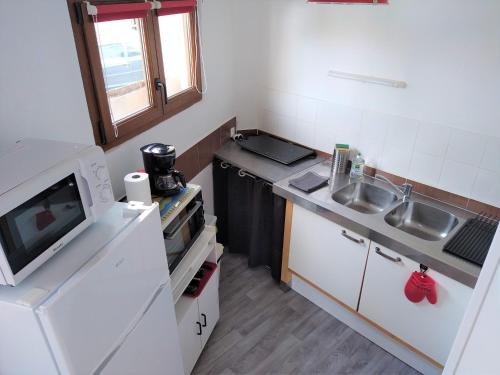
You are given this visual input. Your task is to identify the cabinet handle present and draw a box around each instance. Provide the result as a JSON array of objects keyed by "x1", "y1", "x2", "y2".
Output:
[
  {"x1": 196, "y1": 322, "x2": 202, "y2": 335},
  {"x1": 375, "y1": 247, "x2": 402, "y2": 263},
  {"x1": 201, "y1": 313, "x2": 207, "y2": 327},
  {"x1": 341, "y1": 230, "x2": 365, "y2": 245}
]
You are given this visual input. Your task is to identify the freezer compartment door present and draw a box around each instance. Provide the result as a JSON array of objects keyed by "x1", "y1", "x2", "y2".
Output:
[
  {"x1": 37, "y1": 206, "x2": 168, "y2": 375},
  {"x1": 99, "y1": 285, "x2": 184, "y2": 375}
]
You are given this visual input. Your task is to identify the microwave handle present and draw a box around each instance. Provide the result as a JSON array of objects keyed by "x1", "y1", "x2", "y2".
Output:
[{"x1": 164, "y1": 201, "x2": 203, "y2": 239}]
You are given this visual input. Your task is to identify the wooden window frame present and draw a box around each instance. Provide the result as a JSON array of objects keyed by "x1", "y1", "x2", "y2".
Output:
[{"x1": 67, "y1": 0, "x2": 202, "y2": 150}]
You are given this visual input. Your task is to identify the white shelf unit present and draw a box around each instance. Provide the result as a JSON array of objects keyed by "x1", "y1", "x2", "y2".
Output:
[
  {"x1": 175, "y1": 270, "x2": 220, "y2": 375},
  {"x1": 171, "y1": 224, "x2": 222, "y2": 374}
]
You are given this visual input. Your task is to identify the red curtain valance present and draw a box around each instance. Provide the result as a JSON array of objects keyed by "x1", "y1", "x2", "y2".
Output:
[
  {"x1": 308, "y1": 0, "x2": 388, "y2": 3},
  {"x1": 92, "y1": 3, "x2": 153, "y2": 22},
  {"x1": 157, "y1": 0, "x2": 197, "y2": 16}
]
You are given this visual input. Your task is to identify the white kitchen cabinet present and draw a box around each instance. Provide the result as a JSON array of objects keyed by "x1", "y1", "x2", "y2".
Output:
[
  {"x1": 177, "y1": 298, "x2": 203, "y2": 375},
  {"x1": 175, "y1": 268, "x2": 220, "y2": 375},
  {"x1": 289, "y1": 204, "x2": 369, "y2": 310},
  {"x1": 198, "y1": 272, "x2": 220, "y2": 348},
  {"x1": 358, "y1": 242, "x2": 473, "y2": 366}
]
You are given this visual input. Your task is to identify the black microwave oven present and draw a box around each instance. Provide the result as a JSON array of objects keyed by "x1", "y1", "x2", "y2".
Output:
[{"x1": 163, "y1": 191, "x2": 205, "y2": 273}]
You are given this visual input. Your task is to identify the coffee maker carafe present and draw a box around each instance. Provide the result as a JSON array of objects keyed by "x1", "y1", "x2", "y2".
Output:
[{"x1": 140, "y1": 143, "x2": 186, "y2": 197}]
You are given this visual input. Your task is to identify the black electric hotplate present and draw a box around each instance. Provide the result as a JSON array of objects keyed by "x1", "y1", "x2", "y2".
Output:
[{"x1": 236, "y1": 135, "x2": 315, "y2": 165}]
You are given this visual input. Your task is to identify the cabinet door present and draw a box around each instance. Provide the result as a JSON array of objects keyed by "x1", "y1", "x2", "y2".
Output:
[
  {"x1": 358, "y1": 243, "x2": 473, "y2": 365},
  {"x1": 289, "y1": 204, "x2": 369, "y2": 310},
  {"x1": 177, "y1": 298, "x2": 202, "y2": 375},
  {"x1": 198, "y1": 269, "x2": 220, "y2": 349}
]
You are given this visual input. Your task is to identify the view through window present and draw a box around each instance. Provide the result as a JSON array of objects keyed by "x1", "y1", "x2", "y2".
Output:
[
  {"x1": 158, "y1": 13, "x2": 194, "y2": 98},
  {"x1": 95, "y1": 18, "x2": 152, "y2": 123}
]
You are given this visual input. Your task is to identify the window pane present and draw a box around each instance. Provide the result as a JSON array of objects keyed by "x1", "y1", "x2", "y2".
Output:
[
  {"x1": 95, "y1": 19, "x2": 151, "y2": 124},
  {"x1": 158, "y1": 14, "x2": 194, "y2": 97}
]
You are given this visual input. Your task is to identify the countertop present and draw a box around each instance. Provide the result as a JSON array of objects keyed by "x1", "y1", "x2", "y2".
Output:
[
  {"x1": 214, "y1": 141, "x2": 324, "y2": 183},
  {"x1": 273, "y1": 160, "x2": 482, "y2": 288}
]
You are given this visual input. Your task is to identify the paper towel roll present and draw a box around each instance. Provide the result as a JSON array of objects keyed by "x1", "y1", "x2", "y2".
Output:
[{"x1": 124, "y1": 172, "x2": 152, "y2": 206}]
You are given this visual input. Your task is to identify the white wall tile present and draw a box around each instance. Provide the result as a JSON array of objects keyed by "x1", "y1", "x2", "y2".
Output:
[
  {"x1": 272, "y1": 113, "x2": 297, "y2": 142},
  {"x1": 315, "y1": 101, "x2": 362, "y2": 150},
  {"x1": 414, "y1": 122, "x2": 452, "y2": 158},
  {"x1": 379, "y1": 147, "x2": 413, "y2": 177},
  {"x1": 314, "y1": 122, "x2": 337, "y2": 154},
  {"x1": 260, "y1": 110, "x2": 273, "y2": 132},
  {"x1": 358, "y1": 111, "x2": 389, "y2": 167},
  {"x1": 264, "y1": 89, "x2": 299, "y2": 118},
  {"x1": 470, "y1": 169, "x2": 500, "y2": 207},
  {"x1": 438, "y1": 160, "x2": 477, "y2": 197},
  {"x1": 360, "y1": 111, "x2": 391, "y2": 139},
  {"x1": 384, "y1": 116, "x2": 419, "y2": 152},
  {"x1": 316, "y1": 101, "x2": 362, "y2": 130},
  {"x1": 261, "y1": 93, "x2": 497, "y2": 208},
  {"x1": 445, "y1": 129, "x2": 487, "y2": 166},
  {"x1": 480, "y1": 137, "x2": 500, "y2": 172},
  {"x1": 297, "y1": 97, "x2": 318, "y2": 123},
  {"x1": 336, "y1": 123, "x2": 362, "y2": 150},
  {"x1": 295, "y1": 120, "x2": 315, "y2": 147},
  {"x1": 408, "y1": 153, "x2": 444, "y2": 187},
  {"x1": 376, "y1": 114, "x2": 418, "y2": 177}
]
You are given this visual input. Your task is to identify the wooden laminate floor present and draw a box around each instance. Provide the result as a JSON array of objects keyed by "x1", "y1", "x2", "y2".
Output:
[{"x1": 193, "y1": 252, "x2": 421, "y2": 375}]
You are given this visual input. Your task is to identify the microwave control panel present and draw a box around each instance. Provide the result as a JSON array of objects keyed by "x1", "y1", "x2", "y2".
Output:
[{"x1": 79, "y1": 147, "x2": 114, "y2": 218}]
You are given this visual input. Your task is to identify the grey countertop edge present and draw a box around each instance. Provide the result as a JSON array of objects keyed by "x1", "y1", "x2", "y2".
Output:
[{"x1": 273, "y1": 162, "x2": 481, "y2": 289}]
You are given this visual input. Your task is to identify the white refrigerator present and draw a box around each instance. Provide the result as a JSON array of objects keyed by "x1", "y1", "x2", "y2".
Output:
[{"x1": 0, "y1": 202, "x2": 184, "y2": 375}]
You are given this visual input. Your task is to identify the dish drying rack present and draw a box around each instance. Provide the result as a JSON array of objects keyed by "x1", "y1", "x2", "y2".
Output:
[{"x1": 444, "y1": 212, "x2": 499, "y2": 266}]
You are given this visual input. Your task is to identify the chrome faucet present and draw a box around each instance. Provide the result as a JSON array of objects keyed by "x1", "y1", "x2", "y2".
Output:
[{"x1": 375, "y1": 174, "x2": 413, "y2": 202}]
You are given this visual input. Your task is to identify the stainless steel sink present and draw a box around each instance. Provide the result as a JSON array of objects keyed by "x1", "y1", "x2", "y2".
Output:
[
  {"x1": 332, "y1": 182, "x2": 398, "y2": 214},
  {"x1": 384, "y1": 201, "x2": 459, "y2": 241}
]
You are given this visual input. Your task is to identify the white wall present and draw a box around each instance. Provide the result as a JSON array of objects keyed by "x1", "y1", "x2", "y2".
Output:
[
  {"x1": 231, "y1": 1, "x2": 270, "y2": 130},
  {"x1": 0, "y1": 0, "x2": 236, "y2": 199},
  {"x1": 444, "y1": 229, "x2": 500, "y2": 374},
  {"x1": 254, "y1": 0, "x2": 500, "y2": 207},
  {"x1": 0, "y1": 1, "x2": 95, "y2": 147},
  {"x1": 191, "y1": 164, "x2": 214, "y2": 215},
  {"x1": 2, "y1": 0, "x2": 499, "y2": 207}
]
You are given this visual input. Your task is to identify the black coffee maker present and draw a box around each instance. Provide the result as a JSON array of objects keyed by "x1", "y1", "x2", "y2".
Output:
[{"x1": 141, "y1": 143, "x2": 186, "y2": 197}]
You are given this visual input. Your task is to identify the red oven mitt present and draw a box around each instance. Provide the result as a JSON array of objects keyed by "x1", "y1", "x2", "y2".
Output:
[{"x1": 404, "y1": 271, "x2": 437, "y2": 304}]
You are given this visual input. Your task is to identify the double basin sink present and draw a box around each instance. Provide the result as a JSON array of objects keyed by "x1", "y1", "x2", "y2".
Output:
[{"x1": 332, "y1": 181, "x2": 459, "y2": 241}]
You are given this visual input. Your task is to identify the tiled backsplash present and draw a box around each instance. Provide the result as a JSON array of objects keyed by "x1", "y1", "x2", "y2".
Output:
[
  {"x1": 175, "y1": 117, "x2": 235, "y2": 181},
  {"x1": 260, "y1": 88, "x2": 500, "y2": 209}
]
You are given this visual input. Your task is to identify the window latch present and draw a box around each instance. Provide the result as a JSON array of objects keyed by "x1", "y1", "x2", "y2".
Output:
[{"x1": 154, "y1": 79, "x2": 168, "y2": 104}]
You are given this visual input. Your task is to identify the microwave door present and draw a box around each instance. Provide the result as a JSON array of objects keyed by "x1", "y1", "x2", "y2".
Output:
[
  {"x1": 163, "y1": 201, "x2": 202, "y2": 240},
  {"x1": 163, "y1": 201, "x2": 204, "y2": 273}
]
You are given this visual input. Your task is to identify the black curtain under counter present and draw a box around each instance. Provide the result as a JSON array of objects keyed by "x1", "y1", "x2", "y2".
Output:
[
  {"x1": 213, "y1": 159, "x2": 285, "y2": 281},
  {"x1": 213, "y1": 142, "x2": 323, "y2": 282}
]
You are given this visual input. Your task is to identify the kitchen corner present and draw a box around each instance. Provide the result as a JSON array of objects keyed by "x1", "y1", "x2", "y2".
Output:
[{"x1": 3, "y1": 1, "x2": 500, "y2": 374}]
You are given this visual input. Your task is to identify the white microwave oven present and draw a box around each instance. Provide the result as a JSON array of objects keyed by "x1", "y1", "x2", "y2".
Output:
[{"x1": 0, "y1": 139, "x2": 114, "y2": 286}]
